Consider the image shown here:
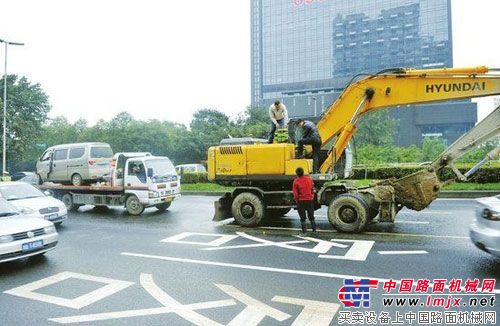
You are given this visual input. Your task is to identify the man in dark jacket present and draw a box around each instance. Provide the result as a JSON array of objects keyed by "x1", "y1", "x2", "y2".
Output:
[
  {"x1": 292, "y1": 167, "x2": 316, "y2": 234},
  {"x1": 296, "y1": 119, "x2": 322, "y2": 174}
]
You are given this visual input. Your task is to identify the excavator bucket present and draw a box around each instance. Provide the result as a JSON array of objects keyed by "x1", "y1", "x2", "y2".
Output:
[
  {"x1": 213, "y1": 193, "x2": 233, "y2": 221},
  {"x1": 390, "y1": 167, "x2": 442, "y2": 211}
]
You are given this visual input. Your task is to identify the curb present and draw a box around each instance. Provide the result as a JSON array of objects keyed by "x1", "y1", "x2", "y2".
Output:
[
  {"x1": 182, "y1": 191, "x2": 227, "y2": 196},
  {"x1": 438, "y1": 191, "x2": 499, "y2": 199},
  {"x1": 182, "y1": 190, "x2": 499, "y2": 198}
]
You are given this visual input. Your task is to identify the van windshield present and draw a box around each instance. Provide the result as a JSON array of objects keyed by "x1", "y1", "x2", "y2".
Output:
[
  {"x1": 91, "y1": 146, "x2": 113, "y2": 158},
  {"x1": 146, "y1": 159, "x2": 177, "y2": 182}
]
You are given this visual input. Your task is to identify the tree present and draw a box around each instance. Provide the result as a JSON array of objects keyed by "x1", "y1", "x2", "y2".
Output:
[
  {"x1": 234, "y1": 106, "x2": 269, "y2": 139},
  {"x1": 355, "y1": 110, "x2": 396, "y2": 147},
  {"x1": 422, "y1": 136, "x2": 446, "y2": 161},
  {"x1": 0, "y1": 75, "x2": 51, "y2": 169},
  {"x1": 190, "y1": 109, "x2": 233, "y2": 161}
]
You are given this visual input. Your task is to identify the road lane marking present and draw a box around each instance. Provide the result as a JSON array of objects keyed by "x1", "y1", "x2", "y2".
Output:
[
  {"x1": 161, "y1": 232, "x2": 239, "y2": 246},
  {"x1": 378, "y1": 250, "x2": 428, "y2": 255},
  {"x1": 254, "y1": 226, "x2": 469, "y2": 240},
  {"x1": 4, "y1": 271, "x2": 133, "y2": 309},
  {"x1": 318, "y1": 239, "x2": 374, "y2": 261},
  {"x1": 215, "y1": 284, "x2": 290, "y2": 325},
  {"x1": 120, "y1": 252, "x2": 500, "y2": 295},
  {"x1": 271, "y1": 296, "x2": 340, "y2": 326},
  {"x1": 394, "y1": 220, "x2": 430, "y2": 225}
]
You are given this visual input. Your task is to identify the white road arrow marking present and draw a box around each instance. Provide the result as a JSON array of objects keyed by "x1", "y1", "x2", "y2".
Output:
[
  {"x1": 215, "y1": 284, "x2": 290, "y2": 325},
  {"x1": 313, "y1": 239, "x2": 374, "y2": 261},
  {"x1": 49, "y1": 274, "x2": 236, "y2": 324},
  {"x1": 236, "y1": 232, "x2": 343, "y2": 254},
  {"x1": 201, "y1": 240, "x2": 309, "y2": 251},
  {"x1": 272, "y1": 296, "x2": 340, "y2": 326}
]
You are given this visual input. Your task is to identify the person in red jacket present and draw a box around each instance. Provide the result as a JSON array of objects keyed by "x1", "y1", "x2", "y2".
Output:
[{"x1": 292, "y1": 167, "x2": 316, "y2": 234}]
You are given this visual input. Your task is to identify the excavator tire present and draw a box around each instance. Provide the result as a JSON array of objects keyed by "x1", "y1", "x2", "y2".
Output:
[
  {"x1": 328, "y1": 193, "x2": 369, "y2": 233},
  {"x1": 231, "y1": 192, "x2": 265, "y2": 227}
]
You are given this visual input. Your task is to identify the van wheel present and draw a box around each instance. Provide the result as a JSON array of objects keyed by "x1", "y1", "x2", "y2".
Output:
[
  {"x1": 126, "y1": 195, "x2": 145, "y2": 216},
  {"x1": 328, "y1": 193, "x2": 369, "y2": 233},
  {"x1": 71, "y1": 173, "x2": 83, "y2": 186},
  {"x1": 231, "y1": 192, "x2": 265, "y2": 227},
  {"x1": 155, "y1": 202, "x2": 171, "y2": 212},
  {"x1": 62, "y1": 193, "x2": 79, "y2": 212}
]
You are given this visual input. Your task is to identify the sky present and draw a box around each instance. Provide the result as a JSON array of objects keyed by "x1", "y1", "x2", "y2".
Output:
[{"x1": 1, "y1": 0, "x2": 499, "y2": 126}]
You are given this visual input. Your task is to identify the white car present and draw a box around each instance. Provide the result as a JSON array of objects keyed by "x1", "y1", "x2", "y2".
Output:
[
  {"x1": 0, "y1": 182, "x2": 68, "y2": 225},
  {"x1": 0, "y1": 198, "x2": 58, "y2": 263},
  {"x1": 470, "y1": 195, "x2": 500, "y2": 257}
]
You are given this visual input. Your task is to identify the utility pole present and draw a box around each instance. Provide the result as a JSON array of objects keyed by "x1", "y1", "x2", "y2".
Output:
[{"x1": 0, "y1": 38, "x2": 24, "y2": 177}]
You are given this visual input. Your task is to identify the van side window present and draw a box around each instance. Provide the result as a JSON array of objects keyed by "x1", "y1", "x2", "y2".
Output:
[
  {"x1": 54, "y1": 149, "x2": 68, "y2": 161},
  {"x1": 40, "y1": 151, "x2": 51, "y2": 162},
  {"x1": 69, "y1": 147, "x2": 85, "y2": 159}
]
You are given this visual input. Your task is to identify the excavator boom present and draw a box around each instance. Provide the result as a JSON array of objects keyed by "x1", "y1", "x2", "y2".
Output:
[{"x1": 318, "y1": 66, "x2": 500, "y2": 173}]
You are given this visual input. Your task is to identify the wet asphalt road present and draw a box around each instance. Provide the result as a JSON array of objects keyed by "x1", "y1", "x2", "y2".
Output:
[{"x1": 0, "y1": 196, "x2": 498, "y2": 325}]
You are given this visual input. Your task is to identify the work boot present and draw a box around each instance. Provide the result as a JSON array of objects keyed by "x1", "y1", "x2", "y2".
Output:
[
  {"x1": 311, "y1": 220, "x2": 317, "y2": 232},
  {"x1": 301, "y1": 222, "x2": 307, "y2": 235}
]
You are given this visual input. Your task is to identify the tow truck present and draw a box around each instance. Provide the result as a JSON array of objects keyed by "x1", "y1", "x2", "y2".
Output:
[
  {"x1": 208, "y1": 66, "x2": 500, "y2": 232},
  {"x1": 40, "y1": 154, "x2": 180, "y2": 215}
]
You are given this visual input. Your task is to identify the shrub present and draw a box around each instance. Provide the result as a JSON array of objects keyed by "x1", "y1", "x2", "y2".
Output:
[
  {"x1": 179, "y1": 172, "x2": 209, "y2": 184},
  {"x1": 352, "y1": 165, "x2": 499, "y2": 183}
]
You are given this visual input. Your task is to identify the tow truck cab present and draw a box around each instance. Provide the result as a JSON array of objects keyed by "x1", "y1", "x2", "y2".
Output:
[{"x1": 121, "y1": 156, "x2": 181, "y2": 207}]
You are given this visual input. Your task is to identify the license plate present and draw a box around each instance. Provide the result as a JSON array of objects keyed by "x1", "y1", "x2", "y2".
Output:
[
  {"x1": 22, "y1": 240, "x2": 43, "y2": 252},
  {"x1": 45, "y1": 213, "x2": 58, "y2": 220},
  {"x1": 164, "y1": 197, "x2": 173, "y2": 203}
]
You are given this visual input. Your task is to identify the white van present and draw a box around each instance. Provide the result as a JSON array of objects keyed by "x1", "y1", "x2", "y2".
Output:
[{"x1": 36, "y1": 143, "x2": 114, "y2": 186}]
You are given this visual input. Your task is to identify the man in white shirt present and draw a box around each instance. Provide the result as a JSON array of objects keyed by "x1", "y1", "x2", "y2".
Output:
[{"x1": 268, "y1": 100, "x2": 289, "y2": 143}]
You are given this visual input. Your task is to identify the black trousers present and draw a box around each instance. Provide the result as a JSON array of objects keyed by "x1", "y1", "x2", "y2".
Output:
[
  {"x1": 297, "y1": 137, "x2": 322, "y2": 173},
  {"x1": 297, "y1": 201, "x2": 315, "y2": 223}
]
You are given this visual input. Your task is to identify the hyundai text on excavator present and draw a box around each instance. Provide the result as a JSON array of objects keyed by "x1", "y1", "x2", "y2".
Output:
[{"x1": 208, "y1": 66, "x2": 500, "y2": 233}]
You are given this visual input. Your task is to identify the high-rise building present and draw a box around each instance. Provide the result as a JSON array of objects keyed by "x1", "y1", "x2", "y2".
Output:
[{"x1": 251, "y1": 0, "x2": 477, "y2": 146}]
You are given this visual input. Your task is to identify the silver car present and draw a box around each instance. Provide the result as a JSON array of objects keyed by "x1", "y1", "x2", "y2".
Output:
[
  {"x1": 0, "y1": 198, "x2": 58, "y2": 263},
  {"x1": 0, "y1": 182, "x2": 68, "y2": 225},
  {"x1": 470, "y1": 195, "x2": 500, "y2": 257}
]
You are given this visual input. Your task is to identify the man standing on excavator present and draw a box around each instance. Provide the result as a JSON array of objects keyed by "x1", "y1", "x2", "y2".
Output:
[
  {"x1": 296, "y1": 119, "x2": 322, "y2": 174},
  {"x1": 268, "y1": 100, "x2": 289, "y2": 143}
]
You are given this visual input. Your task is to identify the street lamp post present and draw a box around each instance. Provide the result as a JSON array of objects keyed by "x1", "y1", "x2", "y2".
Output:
[{"x1": 0, "y1": 38, "x2": 24, "y2": 177}]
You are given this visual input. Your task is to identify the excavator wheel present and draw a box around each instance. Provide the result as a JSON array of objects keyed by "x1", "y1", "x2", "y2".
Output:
[
  {"x1": 231, "y1": 192, "x2": 265, "y2": 227},
  {"x1": 266, "y1": 208, "x2": 292, "y2": 219},
  {"x1": 328, "y1": 193, "x2": 369, "y2": 233}
]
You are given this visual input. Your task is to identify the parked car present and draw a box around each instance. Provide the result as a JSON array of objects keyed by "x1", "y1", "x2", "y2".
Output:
[
  {"x1": 175, "y1": 164, "x2": 206, "y2": 174},
  {"x1": 0, "y1": 182, "x2": 68, "y2": 225},
  {"x1": 11, "y1": 172, "x2": 39, "y2": 185},
  {"x1": 469, "y1": 195, "x2": 500, "y2": 257},
  {"x1": 36, "y1": 142, "x2": 114, "y2": 186},
  {"x1": 0, "y1": 198, "x2": 58, "y2": 263}
]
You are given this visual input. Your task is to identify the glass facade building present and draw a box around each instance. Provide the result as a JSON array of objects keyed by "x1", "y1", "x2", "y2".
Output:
[{"x1": 251, "y1": 0, "x2": 477, "y2": 146}]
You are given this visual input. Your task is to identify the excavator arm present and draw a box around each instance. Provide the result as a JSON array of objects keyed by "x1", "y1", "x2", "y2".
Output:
[{"x1": 318, "y1": 66, "x2": 500, "y2": 173}]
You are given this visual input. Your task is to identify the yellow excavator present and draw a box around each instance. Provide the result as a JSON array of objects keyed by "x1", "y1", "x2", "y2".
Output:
[{"x1": 208, "y1": 66, "x2": 500, "y2": 232}]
